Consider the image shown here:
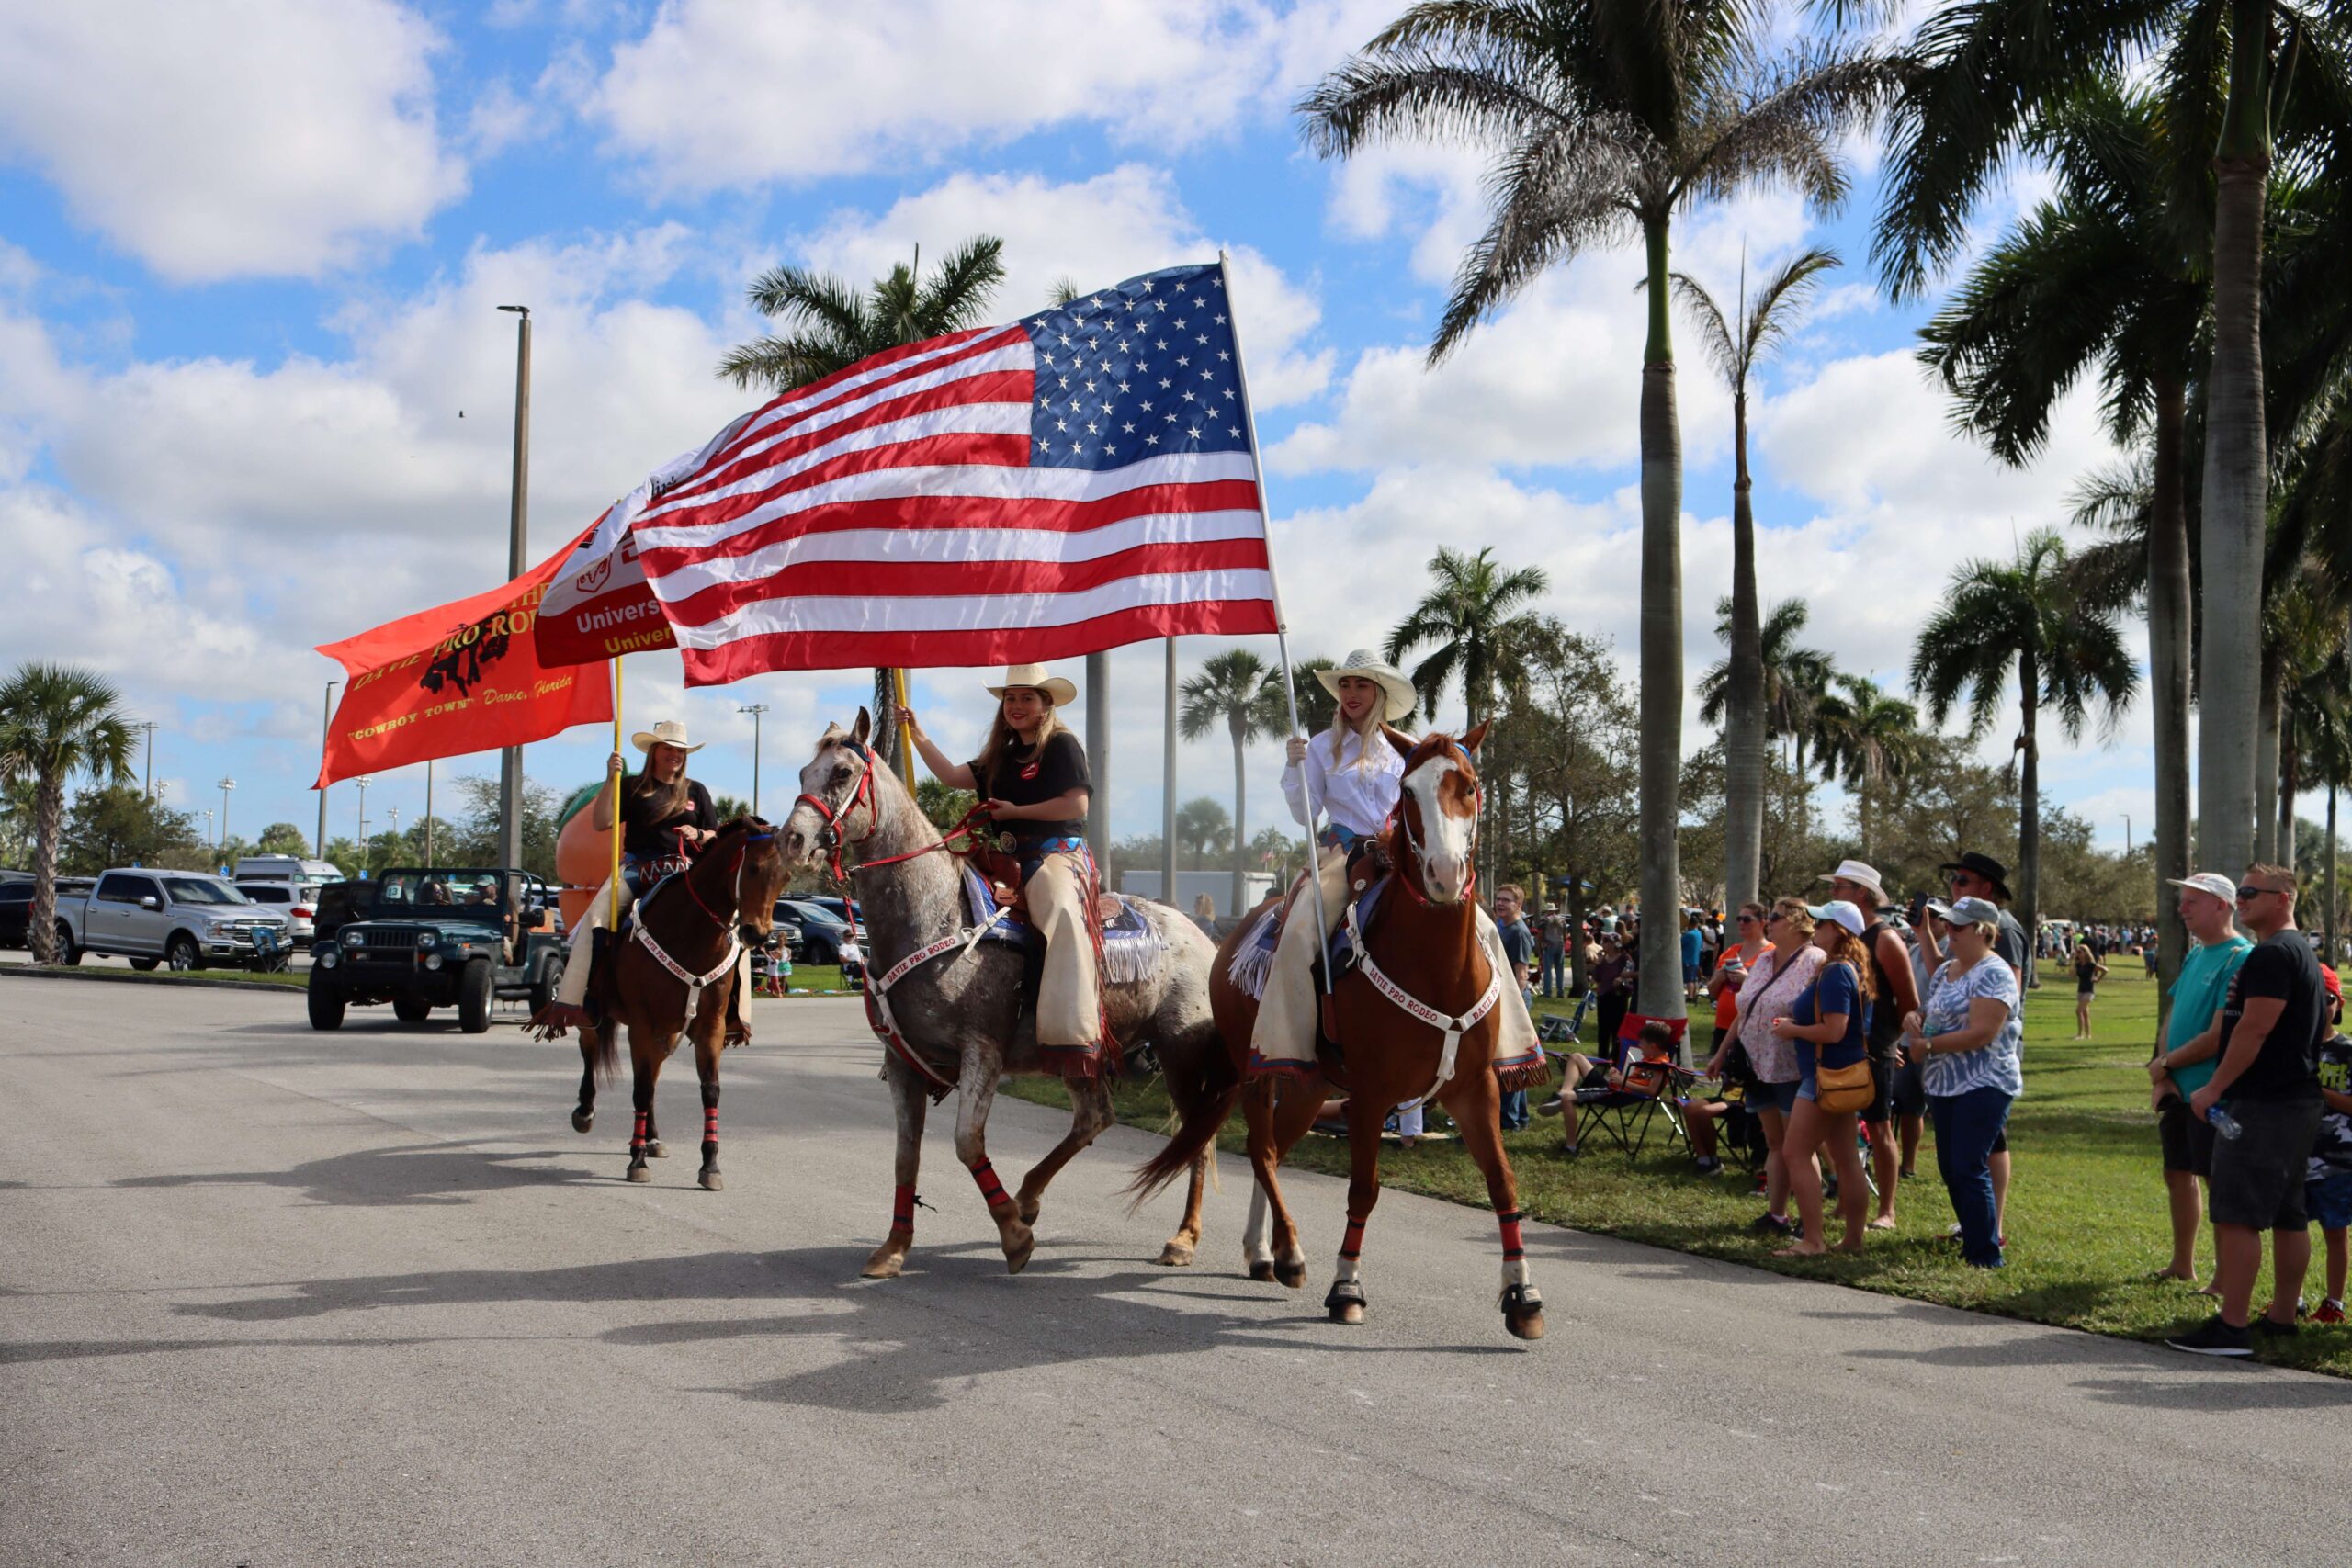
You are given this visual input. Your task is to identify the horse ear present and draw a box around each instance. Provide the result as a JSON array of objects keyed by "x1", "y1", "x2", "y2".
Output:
[
  {"x1": 1461, "y1": 718, "x2": 1491, "y2": 758},
  {"x1": 1380, "y1": 722, "x2": 1417, "y2": 760},
  {"x1": 853, "y1": 706, "x2": 873, "y2": 746}
]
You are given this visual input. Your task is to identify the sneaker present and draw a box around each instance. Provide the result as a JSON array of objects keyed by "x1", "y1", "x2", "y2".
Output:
[
  {"x1": 1692, "y1": 1156, "x2": 1723, "y2": 1175},
  {"x1": 2252, "y1": 1314, "x2": 2301, "y2": 1340},
  {"x1": 2312, "y1": 1299, "x2": 2346, "y2": 1325},
  {"x1": 1748, "y1": 1212, "x2": 1793, "y2": 1235},
  {"x1": 1537, "y1": 1096, "x2": 1564, "y2": 1118},
  {"x1": 2165, "y1": 1315, "x2": 2253, "y2": 1358}
]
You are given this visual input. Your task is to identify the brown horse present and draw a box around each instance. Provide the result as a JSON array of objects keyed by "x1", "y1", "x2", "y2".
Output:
[
  {"x1": 569, "y1": 817, "x2": 790, "y2": 1190},
  {"x1": 1134, "y1": 722, "x2": 1549, "y2": 1339}
]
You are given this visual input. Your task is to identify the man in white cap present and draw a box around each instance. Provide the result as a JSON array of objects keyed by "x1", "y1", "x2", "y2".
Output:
[
  {"x1": 1249, "y1": 649, "x2": 1543, "y2": 1078},
  {"x1": 2143, "y1": 871, "x2": 2255, "y2": 1286},
  {"x1": 1818, "y1": 859, "x2": 1922, "y2": 1227}
]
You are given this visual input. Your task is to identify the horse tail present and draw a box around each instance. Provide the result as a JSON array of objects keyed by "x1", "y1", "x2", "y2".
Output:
[
  {"x1": 1125, "y1": 1024, "x2": 1240, "y2": 1208},
  {"x1": 584, "y1": 1021, "x2": 620, "y2": 1087}
]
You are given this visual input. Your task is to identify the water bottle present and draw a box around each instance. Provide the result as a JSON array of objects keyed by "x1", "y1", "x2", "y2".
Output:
[{"x1": 2206, "y1": 1103, "x2": 2245, "y2": 1141}]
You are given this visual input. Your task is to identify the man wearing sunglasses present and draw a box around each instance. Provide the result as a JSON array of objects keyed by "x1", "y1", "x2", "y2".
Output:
[{"x1": 2166, "y1": 865, "x2": 2330, "y2": 1357}]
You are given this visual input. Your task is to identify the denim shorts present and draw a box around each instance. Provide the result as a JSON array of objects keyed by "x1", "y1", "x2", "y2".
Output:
[
  {"x1": 1754, "y1": 1078, "x2": 1799, "y2": 1115},
  {"x1": 2308, "y1": 1168, "x2": 2352, "y2": 1232}
]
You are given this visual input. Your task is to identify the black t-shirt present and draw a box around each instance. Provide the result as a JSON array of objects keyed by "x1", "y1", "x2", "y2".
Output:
[
  {"x1": 2217, "y1": 930, "x2": 2327, "y2": 1101},
  {"x1": 1863, "y1": 918, "x2": 1905, "y2": 1056},
  {"x1": 622, "y1": 777, "x2": 717, "y2": 859},
  {"x1": 971, "y1": 731, "x2": 1090, "y2": 847}
]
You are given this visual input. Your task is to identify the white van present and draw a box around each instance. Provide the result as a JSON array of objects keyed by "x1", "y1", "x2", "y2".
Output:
[{"x1": 233, "y1": 854, "x2": 343, "y2": 886}]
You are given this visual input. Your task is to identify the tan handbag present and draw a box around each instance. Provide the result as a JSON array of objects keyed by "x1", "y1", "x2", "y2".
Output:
[{"x1": 1807, "y1": 967, "x2": 1875, "y2": 1115}]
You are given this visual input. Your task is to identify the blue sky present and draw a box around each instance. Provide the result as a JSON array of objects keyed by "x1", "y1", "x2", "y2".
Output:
[{"x1": 0, "y1": 0, "x2": 2205, "y2": 878}]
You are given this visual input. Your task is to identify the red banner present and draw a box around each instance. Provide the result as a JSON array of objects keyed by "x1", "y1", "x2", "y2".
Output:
[{"x1": 314, "y1": 524, "x2": 612, "y2": 788}]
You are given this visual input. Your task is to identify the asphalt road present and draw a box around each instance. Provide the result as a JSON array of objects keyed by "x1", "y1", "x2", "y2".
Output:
[{"x1": 5, "y1": 981, "x2": 2348, "y2": 1568}]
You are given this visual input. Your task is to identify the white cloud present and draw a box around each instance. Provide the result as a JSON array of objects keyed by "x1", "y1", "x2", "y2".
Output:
[
  {"x1": 0, "y1": 2, "x2": 467, "y2": 282},
  {"x1": 584, "y1": 0, "x2": 1393, "y2": 196},
  {"x1": 793, "y1": 165, "x2": 1331, "y2": 406}
]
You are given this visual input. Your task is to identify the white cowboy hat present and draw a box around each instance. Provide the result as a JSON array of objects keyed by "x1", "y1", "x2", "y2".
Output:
[
  {"x1": 1315, "y1": 649, "x2": 1416, "y2": 724},
  {"x1": 629, "y1": 719, "x2": 704, "y2": 754},
  {"x1": 1815, "y1": 858, "x2": 1888, "y2": 907},
  {"x1": 986, "y1": 661, "x2": 1078, "y2": 706}
]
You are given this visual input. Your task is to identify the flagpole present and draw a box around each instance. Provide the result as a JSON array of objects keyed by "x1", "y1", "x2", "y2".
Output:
[
  {"x1": 891, "y1": 667, "x2": 917, "y2": 789},
  {"x1": 609, "y1": 658, "x2": 625, "y2": 931},
  {"x1": 1218, "y1": 251, "x2": 1331, "y2": 994}
]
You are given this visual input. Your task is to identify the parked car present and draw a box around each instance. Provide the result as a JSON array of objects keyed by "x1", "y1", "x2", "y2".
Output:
[
  {"x1": 777, "y1": 897, "x2": 865, "y2": 983},
  {"x1": 0, "y1": 877, "x2": 95, "y2": 952},
  {"x1": 307, "y1": 867, "x2": 564, "y2": 1033},
  {"x1": 234, "y1": 854, "x2": 343, "y2": 886},
  {"x1": 234, "y1": 880, "x2": 322, "y2": 946},
  {"x1": 795, "y1": 895, "x2": 862, "y2": 925},
  {"x1": 56, "y1": 871, "x2": 292, "y2": 970}
]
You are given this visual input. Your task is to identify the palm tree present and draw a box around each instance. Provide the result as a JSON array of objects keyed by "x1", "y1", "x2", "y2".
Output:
[
  {"x1": 1301, "y1": 0, "x2": 1899, "y2": 1021},
  {"x1": 0, "y1": 662, "x2": 134, "y2": 964},
  {"x1": 1180, "y1": 649, "x2": 1280, "y2": 914},
  {"x1": 1874, "y1": 3, "x2": 2346, "y2": 878},
  {"x1": 1382, "y1": 546, "x2": 1546, "y2": 727},
  {"x1": 1699, "y1": 595, "x2": 1834, "y2": 773},
  {"x1": 1665, "y1": 246, "x2": 1839, "y2": 912},
  {"x1": 719, "y1": 236, "x2": 1009, "y2": 778},
  {"x1": 1915, "y1": 77, "x2": 2208, "y2": 995},
  {"x1": 1911, "y1": 531, "x2": 2139, "y2": 985},
  {"x1": 1811, "y1": 673, "x2": 1927, "y2": 860}
]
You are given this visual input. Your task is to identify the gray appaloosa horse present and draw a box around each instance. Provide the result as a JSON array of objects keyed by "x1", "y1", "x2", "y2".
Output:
[{"x1": 780, "y1": 709, "x2": 1227, "y2": 1278}]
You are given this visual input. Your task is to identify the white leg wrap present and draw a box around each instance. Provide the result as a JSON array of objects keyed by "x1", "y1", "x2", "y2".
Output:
[
  {"x1": 1500, "y1": 1257, "x2": 1531, "y2": 1292},
  {"x1": 1243, "y1": 1183, "x2": 1273, "y2": 1266},
  {"x1": 1334, "y1": 1253, "x2": 1361, "y2": 1284}
]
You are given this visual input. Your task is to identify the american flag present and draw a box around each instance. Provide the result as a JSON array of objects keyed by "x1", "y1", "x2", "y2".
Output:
[{"x1": 630, "y1": 261, "x2": 1281, "y2": 685}]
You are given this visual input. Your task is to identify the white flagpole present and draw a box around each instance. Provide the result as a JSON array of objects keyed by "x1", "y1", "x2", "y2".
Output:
[{"x1": 1218, "y1": 251, "x2": 1332, "y2": 995}]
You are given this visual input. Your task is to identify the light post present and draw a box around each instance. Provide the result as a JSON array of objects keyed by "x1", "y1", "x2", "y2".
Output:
[
  {"x1": 496, "y1": 303, "x2": 532, "y2": 873},
  {"x1": 135, "y1": 720, "x2": 158, "y2": 798},
  {"x1": 202, "y1": 808, "x2": 214, "y2": 845},
  {"x1": 738, "y1": 703, "x2": 769, "y2": 817},
  {"x1": 217, "y1": 777, "x2": 235, "y2": 850},
  {"x1": 2124, "y1": 815, "x2": 2132, "y2": 857},
  {"x1": 354, "y1": 775, "x2": 372, "y2": 874},
  {"x1": 319, "y1": 680, "x2": 338, "y2": 859}
]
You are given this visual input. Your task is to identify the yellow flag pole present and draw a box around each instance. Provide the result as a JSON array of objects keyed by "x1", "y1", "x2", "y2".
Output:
[
  {"x1": 892, "y1": 667, "x2": 917, "y2": 788},
  {"x1": 609, "y1": 657, "x2": 626, "y2": 931}
]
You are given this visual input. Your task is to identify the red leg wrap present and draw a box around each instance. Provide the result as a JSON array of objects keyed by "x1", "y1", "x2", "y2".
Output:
[
  {"x1": 892, "y1": 1183, "x2": 917, "y2": 1233},
  {"x1": 630, "y1": 1111, "x2": 648, "y2": 1155},
  {"x1": 1498, "y1": 1210, "x2": 1525, "y2": 1261},
  {"x1": 1340, "y1": 1216, "x2": 1367, "y2": 1261},
  {"x1": 968, "y1": 1159, "x2": 1012, "y2": 1212},
  {"x1": 703, "y1": 1106, "x2": 718, "y2": 1137}
]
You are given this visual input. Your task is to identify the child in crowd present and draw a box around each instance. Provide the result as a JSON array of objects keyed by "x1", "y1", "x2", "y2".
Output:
[
  {"x1": 1555, "y1": 1019, "x2": 1680, "y2": 1156},
  {"x1": 2310, "y1": 966, "x2": 2352, "y2": 1324}
]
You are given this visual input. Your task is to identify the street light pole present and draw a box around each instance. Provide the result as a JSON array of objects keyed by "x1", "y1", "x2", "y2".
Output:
[
  {"x1": 2124, "y1": 815, "x2": 2132, "y2": 857},
  {"x1": 496, "y1": 304, "x2": 532, "y2": 873},
  {"x1": 318, "y1": 680, "x2": 338, "y2": 859},
  {"x1": 135, "y1": 721, "x2": 157, "y2": 798},
  {"x1": 737, "y1": 704, "x2": 769, "y2": 818},
  {"x1": 354, "y1": 775, "x2": 372, "y2": 875},
  {"x1": 217, "y1": 777, "x2": 235, "y2": 852}
]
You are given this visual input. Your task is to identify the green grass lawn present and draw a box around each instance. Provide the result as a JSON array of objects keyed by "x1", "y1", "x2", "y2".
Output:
[
  {"x1": 1008, "y1": 964, "x2": 2352, "y2": 1376},
  {"x1": 17, "y1": 963, "x2": 310, "y2": 989}
]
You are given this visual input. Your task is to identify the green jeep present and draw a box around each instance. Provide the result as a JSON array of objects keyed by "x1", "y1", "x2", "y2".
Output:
[{"x1": 307, "y1": 868, "x2": 566, "y2": 1033}]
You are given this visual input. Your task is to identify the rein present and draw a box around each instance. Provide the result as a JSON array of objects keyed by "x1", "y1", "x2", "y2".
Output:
[
  {"x1": 632, "y1": 826, "x2": 775, "y2": 1010},
  {"x1": 794, "y1": 738, "x2": 989, "y2": 888}
]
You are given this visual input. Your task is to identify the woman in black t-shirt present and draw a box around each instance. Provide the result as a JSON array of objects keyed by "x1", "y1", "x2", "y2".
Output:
[{"x1": 900, "y1": 662, "x2": 1100, "y2": 1055}]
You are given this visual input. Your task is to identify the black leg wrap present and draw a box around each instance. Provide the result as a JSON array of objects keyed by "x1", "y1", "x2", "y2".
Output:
[
  {"x1": 1499, "y1": 1281, "x2": 1544, "y2": 1315},
  {"x1": 1324, "y1": 1278, "x2": 1367, "y2": 1313}
]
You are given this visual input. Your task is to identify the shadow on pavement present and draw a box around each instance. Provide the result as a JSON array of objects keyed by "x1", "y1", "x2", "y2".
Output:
[
  {"x1": 112, "y1": 1138, "x2": 595, "y2": 1207},
  {"x1": 1845, "y1": 1331, "x2": 2352, "y2": 1407}
]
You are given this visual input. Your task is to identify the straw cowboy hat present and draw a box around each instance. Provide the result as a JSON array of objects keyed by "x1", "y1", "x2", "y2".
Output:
[
  {"x1": 1815, "y1": 858, "x2": 1889, "y2": 908},
  {"x1": 986, "y1": 662, "x2": 1078, "y2": 706},
  {"x1": 1315, "y1": 649, "x2": 1417, "y2": 725},
  {"x1": 630, "y1": 718, "x2": 704, "y2": 754}
]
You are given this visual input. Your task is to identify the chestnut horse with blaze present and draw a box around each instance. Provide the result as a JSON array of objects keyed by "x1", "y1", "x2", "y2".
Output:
[
  {"x1": 570, "y1": 817, "x2": 790, "y2": 1191},
  {"x1": 1133, "y1": 723, "x2": 1549, "y2": 1339}
]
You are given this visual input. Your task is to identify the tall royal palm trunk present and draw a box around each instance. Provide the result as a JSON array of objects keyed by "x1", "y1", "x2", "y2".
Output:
[
  {"x1": 2196, "y1": 0, "x2": 2273, "y2": 881},
  {"x1": 1724, "y1": 378, "x2": 1765, "y2": 916},
  {"x1": 2254, "y1": 648, "x2": 2280, "y2": 862},
  {"x1": 2147, "y1": 378, "x2": 2194, "y2": 1027},
  {"x1": 28, "y1": 771, "x2": 62, "y2": 964},
  {"x1": 2327, "y1": 782, "x2": 2339, "y2": 964},
  {"x1": 1228, "y1": 715, "x2": 1248, "y2": 917},
  {"x1": 2278, "y1": 702, "x2": 2299, "y2": 871},
  {"x1": 1636, "y1": 215, "x2": 1687, "y2": 1021},
  {"x1": 2016, "y1": 653, "x2": 2041, "y2": 990}
]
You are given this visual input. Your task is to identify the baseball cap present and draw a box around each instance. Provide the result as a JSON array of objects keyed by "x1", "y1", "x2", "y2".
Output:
[
  {"x1": 1946, "y1": 896, "x2": 2002, "y2": 927},
  {"x1": 2165, "y1": 872, "x2": 2238, "y2": 904},
  {"x1": 1808, "y1": 899, "x2": 1866, "y2": 937},
  {"x1": 2323, "y1": 965, "x2": 2341, "y2": 1004}
]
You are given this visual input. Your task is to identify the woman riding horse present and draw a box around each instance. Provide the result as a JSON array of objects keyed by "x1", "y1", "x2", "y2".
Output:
[
  {"x1": 538, "y1": 717, "x2": 727, "y2": 1033},
  {"x1": 898, "y1": 661, "x2": 1104, "y2": 1072},
  {"x1": 1249, "y1": 649, "x2": 1543, "y2": 1081}
]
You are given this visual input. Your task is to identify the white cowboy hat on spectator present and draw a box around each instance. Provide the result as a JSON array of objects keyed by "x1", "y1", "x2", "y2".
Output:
[
  {"x1": 1315, "y1": 649, "x2": 1417, "y2": 724},
  {"x1": 1816, "y1": 858, "x2": 1888, "y2": 907},
  {"x1": 1809, "y1": 899, "x2": 1867, "y2": 937},
  {"x1": 630, "y1": 719, "x2": 704, "y2": 754},
  {"x1": 987, "y1": 662, "x2": 1078, "y2": 705},
  {"x1": 2165, "y1": 872, "x2": 2238, "y2": 904}
]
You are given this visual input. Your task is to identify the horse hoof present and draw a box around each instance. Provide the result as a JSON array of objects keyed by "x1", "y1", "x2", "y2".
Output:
[
  {"x1": 698, "y1": 1168, "x2": 723, "y2": 1192},
  {"x1": 1154, "y1": 1240, "x2": 1196, "y2": 1268},
  {"x1": 1500, "y1": 1283, "x2": 1544, "y2": 1340},
  {"x1": 626, "y1": 1165, "x2": 651, "y2": 1183},
  {"x1": 1507, "y1": 1309, "x2": 1547, "y2": 1341},
  {"x1": 1273, "y1": 1258, "x2": 1308, "y2": 1290},
  {"x1": 571, "y1": 1109, "x2": 594, "y2": 1134},
  {"x1": 1248, "y1": 1260, "x2": 1278, "y2": 1283},
  {"x1": 1330, "y1": 1300, "x2": 1366, "y2": 1325},
  {"x1": 861, "y1": 1246, "x2": 907, "y2": 1280},
  {"x1": 646, "y1": 1140, "x2": 668, "y2": 1159},
  {"x1": 1001, "y1": 1223, "x2": 1035, "y2": 1275},
  {"x1": 1325, "y1": 1280, "x2": 1367, "y2": 1324}
]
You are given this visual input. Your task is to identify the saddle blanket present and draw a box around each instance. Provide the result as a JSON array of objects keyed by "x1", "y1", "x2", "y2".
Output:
[
  {"x1": 958, "y1": 865, "x2": 1168, "y2": 987},
  {"x1": 1227, "y1": 874, "x2": 1389, "y2": 1000}
]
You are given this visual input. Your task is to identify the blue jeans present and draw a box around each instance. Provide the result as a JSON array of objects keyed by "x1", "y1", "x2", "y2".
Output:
[
  {"x1": 1540, "y1": 948, "x2": 1566, "y2": 998},
  {"x1": 1930, "y1": 1086, "x2": 2013, "y2": 1267},
  {"x1": 1500, "y1": 1089, "x2": 1529, "y2": 1130}
]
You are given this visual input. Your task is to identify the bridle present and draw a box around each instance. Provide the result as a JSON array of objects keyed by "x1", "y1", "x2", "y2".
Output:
[
  {"x1": 794, "y1": 736, "x2": 989, "y2": 889},
  {"x1": 1385, "y1": 740, "x2": 1483, "y2": 909},
  {"x1": 656, "y1": 822, "x2": 779, "y2": 939}
]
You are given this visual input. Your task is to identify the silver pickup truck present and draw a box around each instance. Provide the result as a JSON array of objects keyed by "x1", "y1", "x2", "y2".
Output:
[{"x1": 59, "y1": 869, "x2": 293, "y2": 971}]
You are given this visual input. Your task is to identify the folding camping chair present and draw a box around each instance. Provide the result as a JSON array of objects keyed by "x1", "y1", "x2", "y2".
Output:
[
  {"x1": 1556, "y1": 1013, "x2": 1694, "y2": 1161},
  {"x1": 1538, "y1": 987, "x2": 1594, "y2": 1047}
]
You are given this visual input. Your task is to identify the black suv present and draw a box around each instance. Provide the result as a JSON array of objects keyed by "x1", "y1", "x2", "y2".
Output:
[{"x1": 308, "y1": 867, "x2": 565, "y2": 1033}]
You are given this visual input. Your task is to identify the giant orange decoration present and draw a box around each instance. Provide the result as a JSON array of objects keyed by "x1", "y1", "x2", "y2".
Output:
[{"x1": 553, "y1": 783, "x2": 612, "y2": 932}]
